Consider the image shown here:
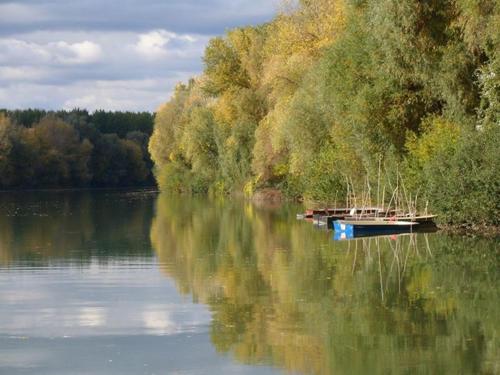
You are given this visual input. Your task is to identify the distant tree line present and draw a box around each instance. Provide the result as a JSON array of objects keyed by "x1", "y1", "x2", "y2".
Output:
[
  {"x1": 149, "y1": 0, "x2": 499, "y2": 225},
  {"x1": 0, "y1": 109, "x2": 155, "y2": 189}
]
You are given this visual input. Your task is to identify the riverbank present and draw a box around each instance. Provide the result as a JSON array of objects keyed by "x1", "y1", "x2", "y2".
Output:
[{"x1": 250, "y1": 188, "x2": 500, "y2": 237}]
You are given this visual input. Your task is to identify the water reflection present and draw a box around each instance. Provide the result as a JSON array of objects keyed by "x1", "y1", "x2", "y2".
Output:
[
  {"x1": 0, "y1": 191, "x2": 262, "y2": 375},
  {"x1": 0, "y1": 190, "x2": 154, "y2": 264},
  {"x1": 151, "y1": 194, "x2": 500, "y2": 374},
  {"x1": 0, "y1": 191, "x2": 498, "y2": 374}
]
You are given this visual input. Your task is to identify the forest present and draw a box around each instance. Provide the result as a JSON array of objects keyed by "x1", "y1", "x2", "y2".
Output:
[
  {"x1": 149, "y1": 0, "x2": 499, "y2": 225},
  {"x1": 0, "y1": 109, "x2": 155, "y2": 188}
]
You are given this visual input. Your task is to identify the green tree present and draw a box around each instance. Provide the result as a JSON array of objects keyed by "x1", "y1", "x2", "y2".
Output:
[{"x1": 148, "y1": 0, "x2": 499, "y2": 224}]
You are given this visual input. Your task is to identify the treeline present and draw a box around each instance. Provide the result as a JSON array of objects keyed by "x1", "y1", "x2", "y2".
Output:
[
  {"x1": 0, "y1": 109, "x2": 155, "y2": 189},
  {"x1": 149, "y1": 0, "x2": 499, "y2": 225}
]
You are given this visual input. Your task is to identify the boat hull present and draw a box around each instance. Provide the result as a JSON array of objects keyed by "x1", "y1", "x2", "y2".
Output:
[{"x1": 334, "y1": 220, "x2": 419, "y2": 237}]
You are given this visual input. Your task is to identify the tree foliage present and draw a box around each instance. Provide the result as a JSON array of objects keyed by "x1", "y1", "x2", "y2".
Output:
[
  {"x1": 150, "y1": 0, "x2": 499, "y2": 224},
  {"x1": 0, "y1": 109, "x2": 155, "y2": 188}
]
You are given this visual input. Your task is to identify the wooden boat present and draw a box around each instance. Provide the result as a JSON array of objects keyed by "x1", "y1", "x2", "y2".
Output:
[
  {"x1": 316, "y1": 214, "x2": 437, "y2": 229},
  {"x1": 345, "y1": 215, "x2": 437, "y2": 225},
  {"x1": 303, "y1": 207, "x2": 391, "y2": 219},
  {"x1": 304, "y1": 208, "x2": 350, "y2": 218},
  {"x1": 386, "y1": 215, "x2": 437, "y2": 225}
]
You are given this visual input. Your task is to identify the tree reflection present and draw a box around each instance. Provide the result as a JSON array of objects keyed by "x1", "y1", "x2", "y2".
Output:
[
  {"x1": 151, "y1": 194, "x2": 499, "y2": 374},
  {"x1": 0, "y1": 190, "x2": 154, "y2": 265}
]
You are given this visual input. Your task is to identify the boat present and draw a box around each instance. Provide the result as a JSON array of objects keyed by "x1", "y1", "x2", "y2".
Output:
[
  {"x1": 386, "y1": 215, "x2": 437, "y2": 225},
  {"x1": 302, "y1": 207, "x2": 393, "y2": 219},
  {"x1": 334, "y1": 219, "x2": 418, "y2": 237},
  {"x1": 299, "y1": 204, "x2": 437, "y2": 232},
  {"x1": 316, "y1": 213, "x2": 437, "y2": 229},
  {"x1": 303, "y1": 208, "x2": 349, "y2": 218}
]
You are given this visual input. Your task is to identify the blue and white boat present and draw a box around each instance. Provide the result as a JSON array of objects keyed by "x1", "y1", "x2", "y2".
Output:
[{"x1": 334, "y1": 219, "x2": 418, "y2": 238}]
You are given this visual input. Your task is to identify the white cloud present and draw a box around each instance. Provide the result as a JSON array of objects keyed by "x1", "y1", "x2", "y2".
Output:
[
  {"x1": 0, "y1": 39, "x2": 51, "y2": 64},
  {"x1": 135, "y1": 30, "x2": 174, "y2": 59},
  {"x1": 0, "y1": 1, "x2": 278, "y2": 110},
  {"x1": 51, "y1": 40, "x2": 102, "y2": 64},
  {"x1": 0, "y1": 3, "x2": 48, "y2": 24},
  {"x1": 0, "y1": 66, "x2": 48, "y2": 81},
  {"x1": 0, "y1": 38, "x2": 102, "y2": 65},
  {"x1": 61, "y1": 79, "x2": 178, "y2": 111},
  {"x1": 134, "y1": 30, "x2": 198, "y2": 60},
  {"x1": 0, "y1": 30, "x2": 207, "y2": 110},
  {"x1": 0, "y1": 78, "x2": 177, "y2": 112}
]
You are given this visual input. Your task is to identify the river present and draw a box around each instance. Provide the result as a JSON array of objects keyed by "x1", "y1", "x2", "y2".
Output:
[{"x1": 0, "y1": 190, "x2": 498, "y2": 374}]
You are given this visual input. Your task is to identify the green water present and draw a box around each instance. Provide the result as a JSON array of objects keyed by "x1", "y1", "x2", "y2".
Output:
[{"x1": 0, "y1": 191, "x2": 498, "y2": 374}]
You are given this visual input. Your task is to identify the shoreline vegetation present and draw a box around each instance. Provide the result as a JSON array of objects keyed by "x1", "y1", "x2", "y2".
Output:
[{"x1": 149, "y1": 0, "x2": 499, "y2": 228}]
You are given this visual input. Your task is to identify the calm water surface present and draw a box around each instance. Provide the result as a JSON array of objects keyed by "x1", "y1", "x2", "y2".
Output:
[{"x1": 0, "y1": 191, "x2": 498, "y2": 374}]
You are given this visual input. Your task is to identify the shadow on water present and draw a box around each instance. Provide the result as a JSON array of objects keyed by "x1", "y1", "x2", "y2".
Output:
[{"x1": 151, "y1": 194, "x2": 499, "y2": 375}]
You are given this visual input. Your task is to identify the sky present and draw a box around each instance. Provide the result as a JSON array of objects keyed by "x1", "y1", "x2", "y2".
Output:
[{"x1": 0, "y1": 0, "x2": 278, "y2": 112}]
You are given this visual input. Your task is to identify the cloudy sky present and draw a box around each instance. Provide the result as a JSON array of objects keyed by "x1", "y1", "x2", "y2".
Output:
[{"x1": 0, "y1": 1, "x2": 278, "y2": 112}]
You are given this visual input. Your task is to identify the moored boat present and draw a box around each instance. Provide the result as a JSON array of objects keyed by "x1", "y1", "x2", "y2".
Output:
[
  {"x1": 316, "y1": 214, "x2": 437, "y2": 229},
  {"x1": 385, "y1": 215, "x2": 437, "y2": 225},
  {"x1": 334, "y1": 219, "x2": 419, "y2": 236},
  {"x1": 303, "y1": 207, "x2": 392, "y2": 219}
]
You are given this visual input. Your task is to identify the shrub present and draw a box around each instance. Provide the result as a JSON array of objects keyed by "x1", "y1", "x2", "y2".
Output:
[{"x1": 406, "y1": 118, "x2": 499, "y2": 225}]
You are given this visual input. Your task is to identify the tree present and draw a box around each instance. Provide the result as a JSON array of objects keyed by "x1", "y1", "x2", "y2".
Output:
[{"x1": 0, "y1": 114, "x2": 15, "y2": 186}]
